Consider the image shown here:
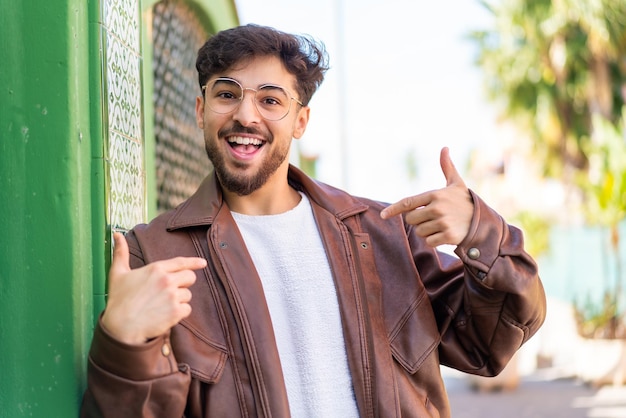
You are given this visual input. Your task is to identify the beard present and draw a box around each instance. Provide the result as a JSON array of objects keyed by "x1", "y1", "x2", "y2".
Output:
[{"x1": 205, "y1": 122, "x2": 290, "y2": 196}]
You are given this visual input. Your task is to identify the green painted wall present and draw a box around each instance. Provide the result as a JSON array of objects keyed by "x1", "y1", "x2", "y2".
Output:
[
  {"x1": 0, "y1": 0, "x2": 237, "y2": 416},
  {"x1": 0, "y1": 1, "x2": 95, "y2": 416}
]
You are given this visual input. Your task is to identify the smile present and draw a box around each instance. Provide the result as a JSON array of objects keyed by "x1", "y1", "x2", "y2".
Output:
[
  {"x1": 227, "y1": 136, "x2": 264, "y2": 146},
  {"x1": 226, "y1": 135, "x2": 265, "y2": 158}
]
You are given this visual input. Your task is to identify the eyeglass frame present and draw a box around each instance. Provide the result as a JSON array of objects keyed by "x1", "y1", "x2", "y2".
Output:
[{"x1": 201, "y1": 77, "x2": 304, "y2": 121}]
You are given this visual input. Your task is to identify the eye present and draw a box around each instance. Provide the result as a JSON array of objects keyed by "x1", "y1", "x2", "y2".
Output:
[
  {"x1": 260, "y1": 96, "x2": 281, "y2": 106},
  {"x1": 257, "y1": 86, "x2": 288, "y2": 107},
  {"x1": 216, "y1": 90, "x2": 238, "y2": 100},
  {"x1": 209, "y1": 79, "x2": 242, "y2": 101}
]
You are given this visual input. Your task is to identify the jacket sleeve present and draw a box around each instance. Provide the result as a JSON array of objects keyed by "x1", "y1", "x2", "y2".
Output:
[
  {"x1": 416, "y1": 190, "x2": 547, "y2": 376},
  {"x1": 80, "y1": 230, "x2": 191, "y2": 418}
]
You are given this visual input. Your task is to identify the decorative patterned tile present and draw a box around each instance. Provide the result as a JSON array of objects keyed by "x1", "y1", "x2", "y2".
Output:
[
  {"x1": 102, "y1": 0, "x2": 144, "y2": 232},
  {"x1": 103, "y1": 0, "x2": 140, "y2": 52}
]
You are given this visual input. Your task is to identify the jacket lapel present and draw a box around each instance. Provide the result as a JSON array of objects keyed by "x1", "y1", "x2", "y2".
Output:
[{"x1": 208, "y1": 206, "x2": 290, "y2": 417}]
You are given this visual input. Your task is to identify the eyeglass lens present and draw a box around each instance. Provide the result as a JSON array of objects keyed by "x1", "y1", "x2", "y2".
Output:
[{"x1": 205, "y1": 78, "x2": 293, "y2": 121}]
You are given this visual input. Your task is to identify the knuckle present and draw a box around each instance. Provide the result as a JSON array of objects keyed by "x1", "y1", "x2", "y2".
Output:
[
  {"x1": 178, "y1": 303, "x2": 192, "y2": 319},
  {"x1": 401, "y1": 198, "x2": 413, "y2": 209},
  {"x1": 145, "y1": 262, "x2": 164, "y2": 276},
  {"x1": 183, "y1": 306, "x2": 193, "y2": 318},
  {"x1": 430, "y1": 205, "x2": 444, "y2": 217},
  {"x1": 186, "y1": 270, "x2": 199, "y2": 282},
  {"x1": 425, "y1": 236, "x2": 437, "y2": 247},
  {"x1": 158, "y1": 272, "x2": 176, "y2": 288},
  {"x1": 163, "y1": 289, "x2": 179, "y2": 307}
]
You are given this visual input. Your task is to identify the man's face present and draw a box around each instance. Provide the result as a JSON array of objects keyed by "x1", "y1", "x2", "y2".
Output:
[{"x1": 195, "y1": 55, "x2": 310, "y2": 196}]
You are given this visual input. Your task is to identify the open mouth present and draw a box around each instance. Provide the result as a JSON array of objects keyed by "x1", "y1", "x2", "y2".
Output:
[{"x1": 227, "y1": 136, "x2": 265, "y2": 156}]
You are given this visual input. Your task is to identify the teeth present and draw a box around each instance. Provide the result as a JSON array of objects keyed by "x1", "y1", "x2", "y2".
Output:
[{"x1": 228, "y1": 136, "x2": 262, "y2": 146}]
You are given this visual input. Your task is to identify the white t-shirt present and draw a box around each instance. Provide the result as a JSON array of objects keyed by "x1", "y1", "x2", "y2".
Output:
[{"x1": 232, "y1": 193, "x2": 359, "y2": 417}]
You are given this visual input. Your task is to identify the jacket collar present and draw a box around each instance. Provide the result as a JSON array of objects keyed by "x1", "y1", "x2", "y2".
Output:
[{"x1": 166, "y1": 164, "x2": 368, "y2": 231}]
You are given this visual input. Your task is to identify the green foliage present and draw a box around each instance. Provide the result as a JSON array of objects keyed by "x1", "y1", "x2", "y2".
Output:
[
  {"x1": 573, "y1": 113, "x2": 626, "y2": 338},
  {"x1": 574, "y1": 290, "x2": 626, "y2": 339},
  {"x1": 511, "y1": 210, "x2": 551, "y2": 258},
  {"x1": 471, "y1": 0, "x2": 626, "y2": 338},
  {"x1": 578, "y1": 113, "x2": 626, "y2": 229},
  {"x1": 470, "y1": 0, "x2": 626, "y2": 180}
]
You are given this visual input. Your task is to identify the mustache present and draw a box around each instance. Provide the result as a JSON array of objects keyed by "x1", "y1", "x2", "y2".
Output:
[{"x1": 218, "y1": 122, "x2": 271, "y2": 142}]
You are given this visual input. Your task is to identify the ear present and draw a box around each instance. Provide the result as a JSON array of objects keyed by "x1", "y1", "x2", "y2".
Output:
[
  {"x1": 195, "y1": 95, "x2": 205, "y2": 129},
  {"x1": 292, "y1": 105, "x2": 310, "y2": 139}
]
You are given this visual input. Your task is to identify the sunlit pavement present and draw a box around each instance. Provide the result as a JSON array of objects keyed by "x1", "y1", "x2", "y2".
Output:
[
  {"x1": 444, "y1": 369, "x2": 626, "y2": 418},
  {"x1": 573, "y1": 386, "x2": 626, "y2": 418}
]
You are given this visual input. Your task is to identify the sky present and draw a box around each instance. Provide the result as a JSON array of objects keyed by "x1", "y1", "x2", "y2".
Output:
[{"x1": 234, "y1": 0, "x2": 504, "y2": 204}]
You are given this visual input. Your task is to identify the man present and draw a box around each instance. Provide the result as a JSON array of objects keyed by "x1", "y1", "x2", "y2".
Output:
[{"x1": 81, "y1": 24, "x2": 546, "y2": 417}]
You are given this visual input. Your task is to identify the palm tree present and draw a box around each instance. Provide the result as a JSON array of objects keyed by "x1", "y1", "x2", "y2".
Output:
[
  {"x1": 470, "y1": 0, "x2": 626, "y2": 292},
  {"x1": 581, "y1": 114, "x2": 626, "y2": 333},
  {"x1": 470, "y1": 0, "x2": 626, "y2": 380},
  {"x1": 470, "y1": 0, "x2": 626, "y2": 182}
]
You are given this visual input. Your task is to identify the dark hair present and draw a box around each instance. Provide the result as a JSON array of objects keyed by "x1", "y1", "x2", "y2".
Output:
[{"x1": 196, "y1": 24, "x2": 329, "y2": 106}]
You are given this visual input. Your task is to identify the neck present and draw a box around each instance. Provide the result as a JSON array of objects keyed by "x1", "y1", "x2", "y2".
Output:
[{"x1": 222, "y1": 175, "x2": 301, "y2": 216}]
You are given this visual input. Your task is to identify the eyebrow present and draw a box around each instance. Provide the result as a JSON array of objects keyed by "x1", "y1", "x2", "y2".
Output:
[
  {"x1": 258, "y1": 84, "x2": 285, "y2": 91},
  {"x1": 213, "y1": 77, "x2": 288, "y2": 90},
  {"x1": 212, "y1": 78, "x2": 239, "y2": 86}
]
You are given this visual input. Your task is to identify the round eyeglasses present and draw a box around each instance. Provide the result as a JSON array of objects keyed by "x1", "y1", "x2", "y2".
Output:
[{"x1": 201, "y1": 77, "x2": 303, "y2": 121}]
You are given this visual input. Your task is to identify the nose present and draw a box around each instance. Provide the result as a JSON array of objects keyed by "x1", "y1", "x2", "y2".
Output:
[{"x1": 232, "y1": 89, "x2": 261, "y2": 126}]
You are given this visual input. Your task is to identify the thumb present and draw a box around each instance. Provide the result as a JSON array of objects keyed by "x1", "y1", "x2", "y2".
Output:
[
  {"x1": 440, "y1": 147, "x2": 464, "y2": 187},
  {"x1": 110, "y1": 232, "x2": 131, "y2": 275}
]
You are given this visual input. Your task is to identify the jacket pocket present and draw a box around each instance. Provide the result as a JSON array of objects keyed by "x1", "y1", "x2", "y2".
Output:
[
  {"x1": 171, "y1": 321, "x2": 229, "y2": 384},
  {"x1": 389, "y1": 290, "x2": 441, "y2": 374}
]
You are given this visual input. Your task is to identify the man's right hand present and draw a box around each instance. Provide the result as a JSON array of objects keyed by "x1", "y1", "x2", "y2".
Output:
[{"x1": 101, "y1": 232, "x2": 208, "y2": 345}]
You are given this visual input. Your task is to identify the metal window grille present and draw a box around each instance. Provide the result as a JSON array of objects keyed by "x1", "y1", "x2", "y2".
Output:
[{"x1": 152, "y1": 0, "x2": 211, "y2": 212}]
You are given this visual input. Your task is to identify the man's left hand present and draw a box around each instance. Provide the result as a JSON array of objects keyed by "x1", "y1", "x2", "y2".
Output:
[{"x1": 380, "y1": 147, "x2": 474, "y2": 247}]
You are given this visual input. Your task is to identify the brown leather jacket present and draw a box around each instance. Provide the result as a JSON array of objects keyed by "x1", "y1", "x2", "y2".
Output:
[{"x1": 81, "y1": 165, "x2": 546, "y2": 418}]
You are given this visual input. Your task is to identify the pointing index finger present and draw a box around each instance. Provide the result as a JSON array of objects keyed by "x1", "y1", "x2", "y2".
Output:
[
  {"x1": 380, "y1": 193, "x2": 429, "y2": 219},
  {"x1": 160, "y1": 256, "x2": 208, "y2": 273}
]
